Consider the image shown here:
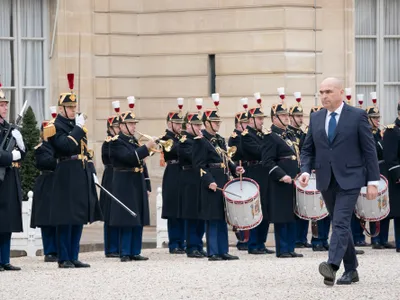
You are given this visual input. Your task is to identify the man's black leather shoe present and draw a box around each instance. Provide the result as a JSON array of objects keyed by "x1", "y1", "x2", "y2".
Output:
[
  {"x1": 187, "y1": 250, "x2": 204, "y2": 258},
  {"x1": 290, "y1": 252, "x2": 304, "y2": 257},
  {"x1": 131, "y1": 255, "x2": 149, "y2": 261},
  {"x1": 221, "y1": 253, "x2": 239, "y2": 260},
  {"x1": 1, "y1": 264, "x2": 21, "y2": 271},
  {"x1": 372, "y1": 243, "x2": 384, "y2": 249},
  {"x1": 44, "y1": 254, "x2": 58, "y2": 262},
  {"x1": 278, "y1": 253, "x2": 292, "y2": 258},
  {"x1": 313, "y1": 244, "x2": 327, "y2": 252},
  {"x1": 336, "y1": 270, "x2": 359, "y2": 285},
  {"x1": 319, "y1": 262, "x2": 337, "y2": 286},
  {"x1": 0, "y1": 265, "x2": 4, "y2": 271},
  {"x1": 248, "y1": 249, "x2": 266, "y2": 255},
  {"x1": 170, "y1": 248, "x2": 185, "y2": 254},
  {"x1": 199, "y1": 250, "x2": 207, "y2": 257},
  {"x1": 106, "y1": 253, "x2": 120, "y2": 258},
  {"x1": 58, "y1": 261, "x2": 75, "y2": 268},
  {"x1": 120, "y1": 256, "x2": 131, "y2": 262},
  {"x1": 383, "y1": 242, "x2": 396, "y2": 249},
  {"x1": 355, "y1": 249, "x2": 365, "y2": 255},
  {"x1": 208, "y1": 255, "x2": 223, "y2": 261},
  {"x1": 71, "y1": 260, "x2": 90, "y2": 268},
  {"x1": 262, "y1": 248, "x2": 275, "y2": 254},
  {"x1": 355, "y1": 241, "x2": 369, "y2": 247}
]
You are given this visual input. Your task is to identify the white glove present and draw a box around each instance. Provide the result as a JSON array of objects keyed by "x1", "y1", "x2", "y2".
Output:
[
  {"x1": 12, "y1": 150, "x2": 21, "y2": 161},
  {"x1": 75, "y1": 113, "x2": 86, "y2": 128},
  {"x1": 11, "y1": 129, "x2": 25, "y2": 152},
  {"x1": 93, "y1": 174, "x2": 99, "y2": 185}
]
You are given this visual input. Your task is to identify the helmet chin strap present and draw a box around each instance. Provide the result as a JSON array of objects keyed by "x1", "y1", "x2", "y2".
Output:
[
  {"x1": 124, "y1": 123, "x2": 133, "y2": 136},
  {"x1": 208, "y1": 121, "x2": 217, "y2": 134},
  {"x1": 368, "y1": 117, "x2": 378, "y2": 130},
  {"x1": 190, "y1": 124, "x2": 197, "y2": 136},
  {"x1": 252, "y1": 117, "x2": 262, "y2": 132},
  {"x1": 276, "y1": 115, "x2": 286, "y2": 129},
  {"x1": 291, "y1": 116, "x2": 301, "y2": 128}
]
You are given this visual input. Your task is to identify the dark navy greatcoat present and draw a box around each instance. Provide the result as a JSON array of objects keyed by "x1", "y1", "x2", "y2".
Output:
[
  {"x1": 109, "y1": 133, "x2": 151, "y2": 227},
  {"x1": 192, "y1": 130, "x2": 236, "y2": 221},
  {"x1": 178, "y1": 131, "x2": 201, "y2": 220},
  {"x1": 262, "y1": 125, "x2": 299, "y2": 223},
  {"x1": 99, "y1": 135, "x2": 114, "y2": 223},
  {"x1": 0, "y1": 120, "x2": 24, "y2": 233},
  {"x1": 31, "y1": 141, "x2": 57, "y2": 228},
  {"x1": 48, "y1": 115, "x2": 102, "y2": 225},
  {"x1": 161, "y1": 129, "x2": 181, "y2": 219}
]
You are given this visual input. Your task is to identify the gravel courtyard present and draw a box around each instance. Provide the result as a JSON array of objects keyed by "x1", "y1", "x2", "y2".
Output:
[{"x1": 1, "y1": 248, "x2": 399, "y2": 300}]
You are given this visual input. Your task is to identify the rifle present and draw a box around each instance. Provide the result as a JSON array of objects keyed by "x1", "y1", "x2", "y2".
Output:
[{"x1": 0, "y1": 100, "x2": 29, "y2": 181}]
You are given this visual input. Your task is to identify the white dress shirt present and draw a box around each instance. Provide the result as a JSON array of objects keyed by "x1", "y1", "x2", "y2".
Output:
[
  {"x1": 325, "y1": 102, "x2": 344, "y2": 136},
  {"x1": 302, "y1": 101, "x2": 379, "y2": 187}
]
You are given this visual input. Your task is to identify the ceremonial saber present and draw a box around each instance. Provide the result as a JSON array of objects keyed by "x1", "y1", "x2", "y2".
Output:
[
  {"x1": 239, "y1": 160, "x2": 243, "y2": 191},
  {"x1": 93, "y1": 175, "x2": 137, "y2": 217},
  {"x1": 217, "y1": 187, "x2": 242, "y2": 198}
]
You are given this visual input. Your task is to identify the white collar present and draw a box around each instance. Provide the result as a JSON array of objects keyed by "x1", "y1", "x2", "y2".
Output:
[{"x1": 328, "y1": 101, "x2": 344, "y2": 116}]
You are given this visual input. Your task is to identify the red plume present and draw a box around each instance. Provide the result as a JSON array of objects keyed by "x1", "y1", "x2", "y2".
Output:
[{"x1": 67, "y1": 73, "x2": 74, "y2": 91}]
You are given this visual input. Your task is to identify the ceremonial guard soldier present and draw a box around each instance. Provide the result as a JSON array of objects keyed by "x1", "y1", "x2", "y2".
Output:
[
  {"x1": 193, "y1": 102, "x2": 244, "y2": 261},
  {"x1": 47, "y1": 74, "x2": 102, "y2": 268},
  {"x1": 262, "y1": 100, "x2": 303, "y2": 258},
  {"x1": 308, "y1": 106, "x2": 331, "y2": 252},
  {"x1": 382, "y1": 102, "x2": 400, "y2": 253},
  {"x1": 228, "y1": 107, "x2": 250, "y2": 251},
  {"x1": 178, "y1": 106, "x2": 206, "y2": 258},
  {"x1": 100, "y1": 102, "x2": 121, "y2": 258},
  {"x1": 241, "y1": 94, "x2": 273, "y2": 255},
  {"x1": 0, "y1": 85, "x2": 24, "y2": 271},
  {"x1": 31, "y1": 118, "x2": 58, "y2": 262},
  {"x1": 365, "y1": 101, "x2": 394, "y2": 249},
  {"x1": 161, "y1": 99, "x2": 186, "y2": 254},
  {"x1": 288, "y1": 95, "x2": 311, "y2": 248},
  {"x1": 109, "y1": 97, "x2": 155, "y2": 262}
]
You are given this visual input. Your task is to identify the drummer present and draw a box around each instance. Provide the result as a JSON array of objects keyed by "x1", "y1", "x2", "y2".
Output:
[
  {"x1": 228, "y1": 106, "x2": 250, "y2": 251},
  {"x1": 261, "y1": 99, "x2": 303, "y2": 258},
  {"x1": 192, "y1": 100, "x2": 244, "y2": 261},
  {"x1": 365, "y1": 103, "x2": 393, "y2": 249},
  {"x1": 241, "y1": 94, "x2": 274, "y2": 255},
  {"x1": 308, "y1": 106, "x2": 331, "y2": 252},
  {"x1": 288, "y1": 96, "x2": 311, "y2": 249}
]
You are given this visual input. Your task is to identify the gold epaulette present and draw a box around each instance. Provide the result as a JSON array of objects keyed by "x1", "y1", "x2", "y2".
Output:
[
  {"x1": 34, "y1": 142, "x2": 42, "y2": 150},
  {"x1": 264, "y1": 129, "x2": 271, "y2": 135},
  {"x1": 194, "y1": 136, "x2": 202, "y2": 140},
  {"x1": 111, "y1": 135, "x2": 119, "y2": 141},
  {"x1": 179, "y1": 135, "x2": 187, "y2": 143},
  {"x1": 43, "y1": 123, "x2": 56, "y2": 141},
  {"x1": 231, "y1": 132, "x2": 238, "y2": 139},
  {"x1": 241, "y1": 129, "x2": 249, "y2": 136},
  {"x1": 387, "y1": 124, "x2": 395, "y2": 129},
  {"x1": 105, "y1": 136, "x2": 112, "y2": 143}
]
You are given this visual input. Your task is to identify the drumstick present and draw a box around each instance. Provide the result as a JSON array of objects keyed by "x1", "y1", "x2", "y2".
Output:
[
  {"x1": 239, "y1": 160, "x2": 243, "y2": 191},
  {"x1": 216, "y1": 187, "x2": 242, "y2": 198}
]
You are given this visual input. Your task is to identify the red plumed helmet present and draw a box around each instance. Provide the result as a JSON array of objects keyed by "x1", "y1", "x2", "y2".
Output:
[{"x1": 67, "y1": 73, "x2": 74, "y2": 91}]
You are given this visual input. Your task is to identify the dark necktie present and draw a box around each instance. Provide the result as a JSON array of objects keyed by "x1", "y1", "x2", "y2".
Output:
[{"x1": 328, "y1": 112, "x2": 337, "y2": 143}]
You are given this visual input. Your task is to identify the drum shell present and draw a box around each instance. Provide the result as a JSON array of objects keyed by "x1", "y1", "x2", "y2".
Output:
[
  {"x1": 355, "y1": 175, "x2": 390, "y2": 221},
  {"x1": 223, "y1": 178, "x2": 263, "y2": 230},
  {"x1": 245, "y1": 164, "x2": 269, "y2": 218}
]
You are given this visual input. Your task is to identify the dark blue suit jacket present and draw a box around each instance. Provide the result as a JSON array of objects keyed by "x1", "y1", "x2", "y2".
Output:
[{"x1": 300, "y1": 102, "x2": 380, "y2": 191}]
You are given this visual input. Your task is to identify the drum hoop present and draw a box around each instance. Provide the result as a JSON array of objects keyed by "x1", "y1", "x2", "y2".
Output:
[
  {"x1": 223, "y1": 177, "x2": 260, "y2": 203},
  {"x1": 294, "y1": 209, "x2": 329, "y2": 221},
  {"x1": 225, "y1": 214, "x2": 263, "y2": 230},
  {"x1": 354, "y1": 207, "x2": 390, "y2": 222},
  {"x1": 293, "y1": 174, "x2": 320, "y2": 194},
  {"x1": 295, "y1": 186, "x2": 321, "y2": 195},
  {"x1": 359, "y1": 175, "x2": 388, "y2": 197}
]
